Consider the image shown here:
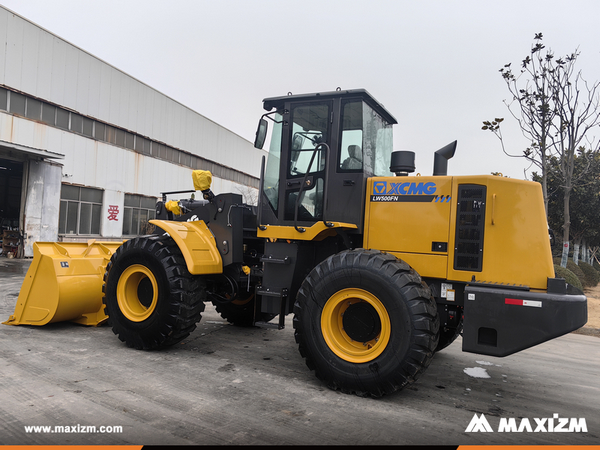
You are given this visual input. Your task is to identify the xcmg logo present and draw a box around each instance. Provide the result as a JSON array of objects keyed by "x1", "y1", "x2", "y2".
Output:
[
  {"x1": 371, "y1": 181, "x2": 444, "y2": 203},
  {"x1": 465, "y1": 413, "x2": 588, "y2": 433},
  {"x1": 373, "y1": 181, "x2": 436, "y2": 195}
]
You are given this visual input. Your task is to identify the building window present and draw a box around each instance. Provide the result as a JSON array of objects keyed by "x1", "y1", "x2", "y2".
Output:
[
  {"x1": 0, "y1": 87, "x2": 7, "y2": 110},
  {"x1": 116, "y1": 128, "x2": 126, "y2": 147},
  {"x1": 155, "y1": 143, "x2": 167, "y2": 160},
  {"x1": 9, "y1": 92, "x2": 26, "y2": 116},
  {"x1": 122, "y1": 194, "x2": 156, "y2": 236},
  {"x1": 125, "y1": 131, "x2": 135, "y2": 150},
  {"x1": 56, "y1": 108, "x2": 69, "y2": 130},
  {"x1": 170, "y1": 147, "x2": 179, "y2": 163},
  {"x1": 180, "y1": 152, "x2": 191, "y2": 166},
  {"x1": 94, "y1": 121, "x2": 106, "y2": 140},
  {"x1": 106, "y1": 125, "x2": 117, "y2": 144},
  {"x1": 82, "y1": 116, "x2": 94, "y2": 137},
  {"x1": 135, "y1": 136, "x2": 151, "y2": 155},
  {"x1": 25, "y1": 98, "x2": 42, "y2": 120},
  {"x1": 70, "y1": 113, "x2": 83, "y2": 133},
  {"x1": 41, "y1": 104, "x2": 56, "y2": 125},
  {"x1": 59, "y1": 185, "x2": 103, "y2": 235}
]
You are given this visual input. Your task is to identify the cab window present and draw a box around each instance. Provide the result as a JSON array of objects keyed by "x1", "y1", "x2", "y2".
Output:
[{"x1": 288, "y1": 103, "x2": 329, "y2": 177}]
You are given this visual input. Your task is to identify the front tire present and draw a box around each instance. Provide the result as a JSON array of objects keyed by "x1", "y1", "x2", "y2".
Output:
[
  {"x1": 103, "y1": 236, "x2": 205, "y2": 349},
  {"x1": 293, "y1": 249, "x2": 439, "y2": 397}
]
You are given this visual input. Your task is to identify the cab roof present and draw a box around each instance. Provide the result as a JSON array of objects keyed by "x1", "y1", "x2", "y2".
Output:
[{"x1": 262, "y1": 89, "x2": 398, "y2": 125}]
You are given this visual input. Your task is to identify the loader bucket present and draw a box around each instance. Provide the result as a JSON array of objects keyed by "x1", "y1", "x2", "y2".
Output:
[{"x1": 3, "y1": 240, "x2": 123, "y2": 327}]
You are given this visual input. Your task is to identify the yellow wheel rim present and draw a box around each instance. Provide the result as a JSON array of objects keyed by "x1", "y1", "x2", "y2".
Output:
[
  {"x1": 321, "y1": 288, "x2": 391, "y2": 363},
  {"x1": 116, "y1": 264, "x2": 159, "y2": 322}
]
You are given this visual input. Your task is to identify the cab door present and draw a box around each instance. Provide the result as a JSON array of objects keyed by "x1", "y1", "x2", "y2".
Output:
[{"x1": 282, "y1": 101, "x2": 332, "y2": 224}]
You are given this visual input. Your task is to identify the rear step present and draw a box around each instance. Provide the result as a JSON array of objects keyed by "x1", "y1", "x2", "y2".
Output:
[
  {"x1": 255, "y1": 286, "x2": 288, "y2": 330},
  {"x1": 254, "y1": 320, "x2": 283, "y2": 330}
]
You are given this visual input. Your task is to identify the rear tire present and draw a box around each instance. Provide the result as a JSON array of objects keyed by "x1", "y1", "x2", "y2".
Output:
[
  {"x1": 212, "y1": 293, "x2": 276, "y2": 327},
  {"x1": 293, "y1": 249, "x2": 439, "y2": 397},
  {"x1": 436, "y1": 319, "x2": 463, "y2": 352},
  {"x1": 103, "y1": 236, "x2": 205, "y2": 349}
]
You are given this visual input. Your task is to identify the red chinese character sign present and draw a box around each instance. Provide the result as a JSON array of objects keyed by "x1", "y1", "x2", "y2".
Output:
[
  {"x1": 102, "y1": 191, "x2": 124, "y2": 238},
  {"x1": 108, "y1": 205, "x2": 119, "y2": 221}
]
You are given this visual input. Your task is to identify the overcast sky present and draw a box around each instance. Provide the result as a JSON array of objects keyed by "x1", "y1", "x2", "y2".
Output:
[{"x1": 2, "y1": 0, "x2": 600, "y2": 179}]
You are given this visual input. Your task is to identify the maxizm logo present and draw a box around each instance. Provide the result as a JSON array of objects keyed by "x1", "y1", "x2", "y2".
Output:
[
  {"x1": 373, "y1": 181, "x2": 436, "y2": 195},
  {"x1": 465, "y1": 413, "x2": 588, "y2": 433}
]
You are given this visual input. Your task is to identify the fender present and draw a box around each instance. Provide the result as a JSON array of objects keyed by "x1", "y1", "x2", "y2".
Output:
[{"x1": 150, "y1": 219, "x2": 223, "y2": 275}]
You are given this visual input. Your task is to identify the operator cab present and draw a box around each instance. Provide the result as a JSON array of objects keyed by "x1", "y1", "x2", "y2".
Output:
[{"x1": 254, "y1": 89, "x2": 397, "y2": 232}]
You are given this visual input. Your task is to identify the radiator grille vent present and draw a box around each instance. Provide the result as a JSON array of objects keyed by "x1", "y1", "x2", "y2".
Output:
[{"x1": 454, "y1": 185, "x2": 486, "y2": 271}]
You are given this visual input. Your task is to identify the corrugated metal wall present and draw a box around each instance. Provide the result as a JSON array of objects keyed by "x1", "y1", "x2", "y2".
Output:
[
  {"x1": 0, "y1": 5, "x2": 269, "y2": 252},
  {"x1": 0, "y1": 6, "x2": 266, "y2": 178},
  {"x1": 0, "y1": 113, "x2": 248, "y2": 197}
]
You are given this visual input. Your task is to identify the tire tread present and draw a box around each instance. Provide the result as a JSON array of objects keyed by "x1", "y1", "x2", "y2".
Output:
[
  {"x1": 103, "y1": 235, "x2": 205, "y2": 350},
  {"x1": 293, "y1": 248, "x2": 439, "y2": 397}
]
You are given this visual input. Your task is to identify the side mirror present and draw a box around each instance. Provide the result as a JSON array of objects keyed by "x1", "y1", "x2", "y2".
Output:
[
  {"x1": 292, "y1": 133, "x2": 305, "y2": 151},
  {"x1": 254, "y1": 118, "x2": 268, "y2": 149}
]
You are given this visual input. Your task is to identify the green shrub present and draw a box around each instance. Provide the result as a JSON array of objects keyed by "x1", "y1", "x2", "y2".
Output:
[
  {"x1": 578, "y1": 261, "x2": 600, "y2": 287},
  {"x1": 553, "y1": 257, "x2": 586, "y2": 287},
  {"x1": 554, "y1": 264, "x2": 583, "y2": 291}
]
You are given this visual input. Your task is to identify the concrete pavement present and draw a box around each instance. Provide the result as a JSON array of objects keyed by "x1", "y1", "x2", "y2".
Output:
[{"x1": 1, "y1": 257, "x2": 599, "y2": 445}]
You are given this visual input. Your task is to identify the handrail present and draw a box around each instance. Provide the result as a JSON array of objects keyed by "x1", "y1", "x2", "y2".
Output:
[
  {"x1": 293, "y1": 143, "x2": 330, "y2": 232},
  {"x1": 320, "y1": 143, "x2": 333, "y2": 228},
  {"x1": 257, "y1": 155, "x2": 267, "y2": 231}
]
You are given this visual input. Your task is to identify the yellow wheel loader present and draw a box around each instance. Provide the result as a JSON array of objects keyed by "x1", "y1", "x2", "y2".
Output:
[{"x1": 5, "y1": 89, "x2": 587, "y2": 397}]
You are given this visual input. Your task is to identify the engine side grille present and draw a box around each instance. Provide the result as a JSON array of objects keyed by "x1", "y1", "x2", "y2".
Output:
[{"x1": 454, "y1": 185, "x2": 486, "y2": 271}]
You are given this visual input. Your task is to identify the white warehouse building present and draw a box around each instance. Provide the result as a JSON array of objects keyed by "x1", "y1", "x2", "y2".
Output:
[{"x1": 0, "y1": 6, "x2": 265, "y2": 257}]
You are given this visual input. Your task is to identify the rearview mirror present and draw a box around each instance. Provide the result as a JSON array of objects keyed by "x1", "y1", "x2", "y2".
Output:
[{"x1": 254, "y1": 118, "x2": 268, "y2": 149}]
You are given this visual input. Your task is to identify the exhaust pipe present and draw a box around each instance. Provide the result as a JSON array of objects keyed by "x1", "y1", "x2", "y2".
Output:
[{"x1": 433, "y1": 140, "x2": 457, "y2": 176}]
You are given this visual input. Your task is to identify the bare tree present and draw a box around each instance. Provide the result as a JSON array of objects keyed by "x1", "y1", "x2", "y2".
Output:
[
  {"x1": 485, "y1": 33, "x2": 600, "y2": 268},
  {"x1": 236, "y1": 185, "x2": 259, "y2": 206},
  {"x1": 547, "y1": 52, "x2": 600, "y2": 266},
  {"x1": 483, "y1": 33, "x2": 558, "y2": 215}
]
